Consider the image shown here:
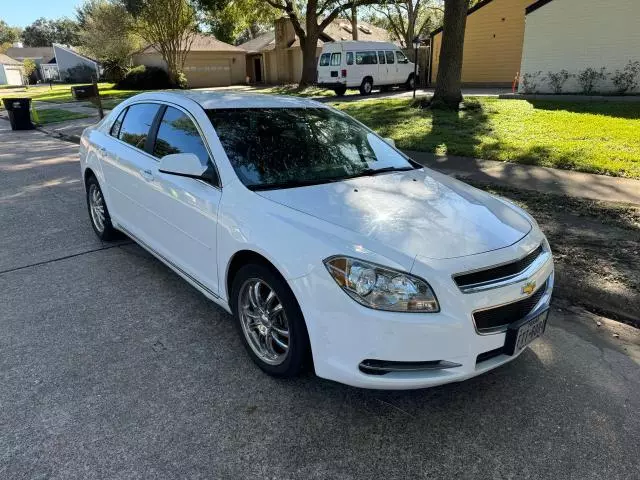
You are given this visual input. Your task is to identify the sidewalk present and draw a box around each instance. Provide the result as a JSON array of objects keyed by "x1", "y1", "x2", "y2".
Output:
[{"x1": 7, "y1": 114, "x2": 639, "y2": 206}]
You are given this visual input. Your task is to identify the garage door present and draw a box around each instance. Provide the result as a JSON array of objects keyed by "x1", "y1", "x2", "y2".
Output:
[
  {"x1": 5, "y1": 67, "x2": 23, "y2": 86},
  {"x1": 184, "y1": 59, "x2": 232, "y2": 88}
]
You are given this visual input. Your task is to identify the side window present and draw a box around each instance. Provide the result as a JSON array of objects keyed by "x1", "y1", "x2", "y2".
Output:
[
  {"x1": 330, "y1": 52, "x2": 341, "y2": 66},
  {"x1": 346, "y1": 52, "x2": 353, "y2": 65},
  {"x1": 118, "y1": 103, "x2": 161, "y2": 150},
  {"x1": 385, "y1": 51, "x2": 395, "y2": 64},
  {"x1": 319, "y1": 53, "x2": 330, "y2": 66},
  {"x1": 355, "y1": 51, "x2": 377, "y2": 65},
  {"x1": 153, "y1": 106, "x2": 210, "y2": 168},
  {"x1": 110, "y1": 108, "x2": 127, "y2": 137},
  {"x1": 396, "y1": 51, "x2": 409, "y2": 64},
  {"x1": 378, "y1": 51, "x2": 386, "y2": 64}
]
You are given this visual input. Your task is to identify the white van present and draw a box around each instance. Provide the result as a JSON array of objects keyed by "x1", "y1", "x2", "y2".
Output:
[{"x1": 317, "y1": 41, "x2": 416, "y2": 96}]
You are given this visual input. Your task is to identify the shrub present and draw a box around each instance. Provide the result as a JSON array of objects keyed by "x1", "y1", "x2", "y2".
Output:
[
  {"x1": 175, "y1": 71, "x2": 188, "y2": 89},
  {"x1": 611, "y1": 60, "x2": 640, "y2": 94},
  {"x1": 115, "y1": 65, "x2": 173, "y2": 90},
  {"x1": 62, "y1": 65, "x2": 97, "y2": 83},
  {"x1": 577, "y1": 67, "x2": 607, "y2": 95},
  {"x1": 520, "y1": 71, "x2": 542, "y2": 94},
  {"x1": 101, "y1": 59, "x2": 129, "y2": 83},
  {"x1": 546, "y1": 70, "x2": 572, "y2": 94}
]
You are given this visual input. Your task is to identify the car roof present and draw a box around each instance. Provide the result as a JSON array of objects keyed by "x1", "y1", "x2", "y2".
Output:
[{"x1": 126, "y1": 90, "x2": 327, "y2": 110}]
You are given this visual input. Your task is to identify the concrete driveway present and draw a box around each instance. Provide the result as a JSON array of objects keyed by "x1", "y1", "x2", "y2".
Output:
[{"x1": 1, "y1": 122, "x2": 639, "y2": 480}]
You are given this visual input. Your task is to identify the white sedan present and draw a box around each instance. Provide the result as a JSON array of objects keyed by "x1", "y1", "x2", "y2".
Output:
[{"x1": 80, "y1": 91, "x2": 554, "y2": 389}]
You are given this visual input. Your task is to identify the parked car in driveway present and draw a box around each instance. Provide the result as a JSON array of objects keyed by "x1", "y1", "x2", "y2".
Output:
[{"x1": 79, "y1": 91, "x2": 554, "y2": 389}]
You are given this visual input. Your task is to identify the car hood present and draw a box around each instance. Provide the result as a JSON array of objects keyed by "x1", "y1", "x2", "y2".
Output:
[{"x1": 257, "y1": 169, "x2": 532, "y2": 260}]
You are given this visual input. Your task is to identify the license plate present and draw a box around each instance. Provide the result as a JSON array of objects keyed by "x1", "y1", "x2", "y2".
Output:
[{"x1": 505, "y1": 310, "x2": 548, "y2": 355}]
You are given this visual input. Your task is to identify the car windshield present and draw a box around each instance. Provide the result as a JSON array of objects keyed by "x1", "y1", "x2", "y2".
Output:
[{"x1": 206, "y1": 107, "x2": 417, "y2": 190}]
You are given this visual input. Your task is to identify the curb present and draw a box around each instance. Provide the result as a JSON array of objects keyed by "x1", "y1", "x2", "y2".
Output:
[
  {"x1": 499, "y1": 93, "x2": 640, "y2": 102},
  {"x1": 36, "y1": 126, "x2": 81, "y2": 144}
]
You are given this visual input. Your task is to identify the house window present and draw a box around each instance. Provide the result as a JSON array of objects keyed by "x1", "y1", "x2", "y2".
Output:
[
  {"x1": 319, "y1": 53, "x2": 331, "y2": 66},
  {"x1": 330, "y1": 53, "x2": 342, "y2": 66},
  {"x1": 355, "y1": 51, "x2": 377, "y2": 65}
]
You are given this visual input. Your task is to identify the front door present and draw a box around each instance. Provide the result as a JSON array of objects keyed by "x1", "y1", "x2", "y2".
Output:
[{"x1": 254, "y1": 57, "x2": 262, "y2": 83}]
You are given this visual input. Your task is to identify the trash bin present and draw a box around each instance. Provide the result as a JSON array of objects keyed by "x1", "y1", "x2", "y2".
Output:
[
  {"x1": 2, "y1": 98, "x2": 35, "y2": 130},
  {"x1": 71, "y1": 84, "x2": 98, "y2": 100}
]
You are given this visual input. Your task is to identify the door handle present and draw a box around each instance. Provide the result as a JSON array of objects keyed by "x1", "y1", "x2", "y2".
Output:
[{"x1": 140, "y1": 169, "x2": 154, "y2": 181}]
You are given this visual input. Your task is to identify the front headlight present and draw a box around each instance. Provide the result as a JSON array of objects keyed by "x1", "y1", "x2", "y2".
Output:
[{"x1": 324, "y1": 256, "x2": 439, "y2": 313}]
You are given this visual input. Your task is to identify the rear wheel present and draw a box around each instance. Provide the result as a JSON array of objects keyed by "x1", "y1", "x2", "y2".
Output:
[
  {"x1": 230, "y1": 264, "x2": 310, "y2": 377},
  {"x1": 359, "y1": 78, "x2": 373, "y2": 95},
  {"x1": 334, "y1": 85, "x2": 347, "y2": 96},
  {"x1": 86, "y1": 175, "x2": 118, "y2": 241}
]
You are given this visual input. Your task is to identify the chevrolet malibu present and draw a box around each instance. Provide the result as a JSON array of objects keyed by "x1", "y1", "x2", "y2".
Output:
[{"x1": 80, "y1": 91, "x2": 554, "y2": 389}]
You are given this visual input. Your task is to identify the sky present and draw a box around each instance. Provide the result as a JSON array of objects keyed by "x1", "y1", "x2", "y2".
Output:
[{"x1": 2, "y1": 0, "x2": 84, "y2": 27}]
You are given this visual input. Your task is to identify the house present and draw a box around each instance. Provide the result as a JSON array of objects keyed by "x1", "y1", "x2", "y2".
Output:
[
  {"x1": 5, "y1": 44, "x2": 100, "y2": 82},
  {"x1": 0, "y1": 54, "x2": 24, "y2": 86},
  {"x1": 132, "y1": 34, "x2": 246, "y2": 88},
  {"x1": 430, "y1": 0, "x2": 532, "y2": 86},
  {"x1": 519, "y1": 0, "x2": 640, "y2": 93},
  {"x1": 238, "y1": 17, "x2": 392, "y2": 84}
]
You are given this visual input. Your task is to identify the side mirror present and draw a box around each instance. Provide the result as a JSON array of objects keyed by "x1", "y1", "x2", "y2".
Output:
[
  {"x1": 159, "y1": 153, "x2": 208, "y2": 180},
  {"x1": 383, "y1": 137, "x2": 396, "y2": 147}
]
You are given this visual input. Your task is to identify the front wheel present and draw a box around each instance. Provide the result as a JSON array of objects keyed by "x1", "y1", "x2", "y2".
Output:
[
  {"x1": 86, "y1": 175, "x2": 119, "y2": 241},
  {"x1": 230, "y1": 264, "x2": 310, "y2": 377},
  {"x1": 405, "y1": 74, "x2": 416, "y2": 91}
]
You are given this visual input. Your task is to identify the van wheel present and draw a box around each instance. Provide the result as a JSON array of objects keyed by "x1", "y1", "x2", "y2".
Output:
[
  {"x1": 359, "y1": 78, "x2": 373, "y2": 95},
  {"x1": 334, "y1": 85, "x2": 347, "y2": 96},
  {"x1": 405, "y1": 74, "x2": 416, "y2": 91}
]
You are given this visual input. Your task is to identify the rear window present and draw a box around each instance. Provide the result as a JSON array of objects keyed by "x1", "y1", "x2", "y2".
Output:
[
  {"x1": 355, "y1": 51, "x2": 377, "y2": 65},
  {"x1": 330, "y1": 53, "x2": 341, "y2": 66},
  {"x1": 319, "y1": 53, "x2": 330, "y2": 66}
]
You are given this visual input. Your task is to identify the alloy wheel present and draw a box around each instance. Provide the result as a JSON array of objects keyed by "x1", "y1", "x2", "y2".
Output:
[{"x1": 89, "y1": 184, "x2": 106, "y2": 233}]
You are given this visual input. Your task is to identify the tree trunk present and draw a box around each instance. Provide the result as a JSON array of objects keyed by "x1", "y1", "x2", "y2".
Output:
[
  {"x1": 351, "y1": 7, "x2": 358, "y2": 40},
  {"x1": 298, "y1": 27, "x2": 319, "y2": 88},
  {"x1": 431, "y1": 0, "x2": 468, "y2": 109}
]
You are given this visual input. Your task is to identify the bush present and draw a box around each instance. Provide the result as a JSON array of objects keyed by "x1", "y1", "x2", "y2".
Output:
[
  {"x1": 101, "y1": 59, "x2": 128, "y2": 83},
  {"x1": 577, "y1": 67, "x2": 607, "y2": 95},
  {"x1": 175, "y1": 71, "x2": 188, "y2": 89},
  {"x1": 611, "y1": 60, "x2": 640, "y2": 94},
  {"x1": 116, "y1": 65, "x2": 174, "y2": 90},
  {"x1": 546, "y1": 70, "x2": 572, "y2": 94},
  {"x1": 520, "y1": 71, "x2": 542, "y2": 94},
  {"x1": 62, "y1": 65, "x2": 97, "y2": 83}
]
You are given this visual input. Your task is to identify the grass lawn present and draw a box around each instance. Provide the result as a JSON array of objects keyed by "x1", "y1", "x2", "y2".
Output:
[
  {"x1": 34, "y1": 108, "x2": 92, "y2": 125},
  {"x1": 336, "y1": 97, "x2": 640, "y2": 179},
  {"x1": 0, "y1": 83, "x2": 142, "y2": 106}
]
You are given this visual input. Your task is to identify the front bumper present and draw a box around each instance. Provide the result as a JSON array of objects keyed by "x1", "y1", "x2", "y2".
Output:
[{"x1": 289, "y1": 232, "x2": 554, "y2": 389}]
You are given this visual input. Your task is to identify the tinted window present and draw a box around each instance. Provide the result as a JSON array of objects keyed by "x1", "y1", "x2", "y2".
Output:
[
  {"x1": 355, "y1": 51, "x2": 377, "y2": 65},
  {"x1": 385, "y1": 51, "x2": 395, "y2": 64},
  {"x1": 319, "y1": 53, "x2": 330, "y2": 66},
  {"x1": 118, "y1": 103, "x2": 160, "y2": 150},
  {"x1": 377, "y1": 51, "x2": 386, "y2": 64},
  {"x1": 396, "y1": 51, "x2": 409, "y2": 64},
  {"x1": 110, "y1": 108, "x2": 126, "y2": 137},
  {"x1": 346, "y1": 52, "x2": 353, "y2": 65},
  {"x1": 330, "y1": 53, "x2": 341, "y2": 66},
  {"x1": 207, "y1": 108, "x2": 414, "y2": 190},
  {"x1": 153, "y1": 107, "x2": 210, "y2": 167}
]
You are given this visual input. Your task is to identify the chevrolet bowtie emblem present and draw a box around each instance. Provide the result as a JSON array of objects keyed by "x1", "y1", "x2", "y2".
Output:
[{"x1": 521, "y1": 280, "x2": 536, "y2": 296}]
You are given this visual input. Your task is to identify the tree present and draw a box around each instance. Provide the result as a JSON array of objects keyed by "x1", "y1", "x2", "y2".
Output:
[
  {"x1": 198, "y1": 0, "x2": 278, "y2": 45},
  {"x1": 430, "y1": 0, "x2": 468, "y2": 109},
  {"x1": 122, "y1": 0, "x2": 198, "y2": 84},
  {"x1": 370, "y1": 1, "x2": 443, "y2": 48},
  {"x1": 259, "y1": 0, "x2": 388, "y2": 87},
  {"x1": 76, "y1": 0, "x2": 140, "y2": 81},
  {"x1": 0, "y1": 20, "x2": 22, "y2": 53},
  {"x1": 22, "y1": 58, "x2": 37, "y2": 85},
  {"x1": 22, "y1": 17, "x2": 81, "y2": 47}
]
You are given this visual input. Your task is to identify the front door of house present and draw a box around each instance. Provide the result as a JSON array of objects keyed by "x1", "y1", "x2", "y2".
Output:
[{"x1": 254, "y1": 58, "x2": 262, "y2": 83}]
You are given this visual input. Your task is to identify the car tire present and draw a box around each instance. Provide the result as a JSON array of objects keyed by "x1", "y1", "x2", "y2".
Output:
[
  {"x1": 334, "y1": 85, "x2": 347, "y2": 96},
  {"x1": 86, "y1": 175, "x2": 119, "y2": 241},
  {"x1": 230, "y1": 263, "x2": 310, "y2": 378},
  {"x1": 359, "y1": 78, "x2": 373, "y2": 95},
  {"x1": 405, "y1": 74, "x2": 416, "y2": 91}
]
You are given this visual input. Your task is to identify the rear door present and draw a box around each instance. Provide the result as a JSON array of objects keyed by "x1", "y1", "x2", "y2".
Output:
[
  {"x1": 385, "y1": 51, "x2": 400, "y2": 84},
  {"x1": 377, "y1": 51, "x2": 389, "y2": 85}
]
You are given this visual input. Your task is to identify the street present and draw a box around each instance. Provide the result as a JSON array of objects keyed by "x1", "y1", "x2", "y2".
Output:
[{"x1": 0, "y1": 122, "x2": 638, "y2": 480}]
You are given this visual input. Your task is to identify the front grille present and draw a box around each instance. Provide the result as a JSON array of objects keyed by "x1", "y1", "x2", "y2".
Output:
[
  {"x1": 473, "y1": 280, "x2": 547, "y2": 333},
  {"x1": 455, "y1": 245, "x2": 543, "y2": 289}
]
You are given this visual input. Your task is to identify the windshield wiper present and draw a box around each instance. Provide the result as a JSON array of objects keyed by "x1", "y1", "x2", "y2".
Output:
[
  {"x1": 351, "y1": 166, "x2": 417, "y2": 178},
  {"x1": 247, "y1": 177, "x2": 343, "y2": 191}
]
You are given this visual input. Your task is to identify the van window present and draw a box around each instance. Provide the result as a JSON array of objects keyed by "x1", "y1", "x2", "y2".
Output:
[
  {"x1": 385, "y1": 51, "x2": 395, "y2": 64},
  {"x1": 346, "y1": 52, "x2": 354, "y2": 65},
  {"x1": 319, "y1": 53, "x2": 330, "y2": 66},
  {"x1": 355, "y1": 51, "x2": 377, "y2": 65},
  {"x1": 396, "y1": 51, "x2": 409, "y2": 64},
  {"x1": 377, "y1": 51, "x2": 386, "y2": 64},
  {"x1": 330, "y1": 53, "x2": 341, "y2": 66}
]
